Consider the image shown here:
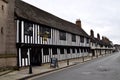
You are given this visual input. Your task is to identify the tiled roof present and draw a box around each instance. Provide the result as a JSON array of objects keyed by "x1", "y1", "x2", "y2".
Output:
[
  {"x1": 15, "y1": 0, "x2": 89, "y2": 37},
  {"x1": 90, "y1": 37, "x2": 112, "y2": 47}
]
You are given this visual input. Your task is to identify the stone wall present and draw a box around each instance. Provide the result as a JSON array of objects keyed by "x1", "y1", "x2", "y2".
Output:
[{"x1": 0, "y1": 0, "x2": 17, "y2": 69}]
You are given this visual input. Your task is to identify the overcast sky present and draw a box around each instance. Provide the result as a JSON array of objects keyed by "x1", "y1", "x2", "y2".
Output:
[{"x1": 22, "y1": 0, "x2": 120, "y2": 44}]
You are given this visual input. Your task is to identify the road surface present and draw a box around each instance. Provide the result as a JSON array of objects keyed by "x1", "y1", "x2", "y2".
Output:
[{"x1": 32, "y1": 52, "x2": 120, "y2": 80}]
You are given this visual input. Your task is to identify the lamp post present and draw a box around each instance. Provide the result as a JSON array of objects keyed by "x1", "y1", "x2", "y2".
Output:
[
  {"x1": 29, "y1": 48, "x2": 32, "y2": 74},
  {"x1": 27, "y1": 26, "x2": 33, "y2": 74}
]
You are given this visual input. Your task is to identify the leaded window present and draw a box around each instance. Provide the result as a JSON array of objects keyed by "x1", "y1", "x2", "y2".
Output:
[
  {"x1": 52, "y1": 48, "x2": 57, "y2": 55},
  {"x1": 24, "y1": 22, "x2": 33, "y2": 36},
  {"x1": 60, "y1": 48, "x2": 64, "y2": 54},
  {"x1": 67, "y1": 48, "x2": 70, "y2": 54},
  {"x1": 59, "y1": 31, "x2": 66, "y2": 40},
  {"x1": 72, "y1": 48, "x2": 75, "y2": 53},
  {"x1": 40, "y1": 26, "x2": 51, "y2": 38},
  {"x1": 80, "y1": 36, "x2": 84, "y2": 43},
  {"x1": 86, "y1": 38, "x2": 89, "y2": 43},
  {"x1": 72, "y1": 34, "x2": 76, "y2": 42},
  {"x1": 77, "y1": 48, "x2": 80, "y2": 53},
  {"x1": 43, "y1": 48, "x2": 49, "y2": 55}
]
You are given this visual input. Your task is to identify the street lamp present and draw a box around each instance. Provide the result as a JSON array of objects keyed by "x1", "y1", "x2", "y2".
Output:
[{"x1": 27, "y1": 26, "x2": 33, "y2": 74}]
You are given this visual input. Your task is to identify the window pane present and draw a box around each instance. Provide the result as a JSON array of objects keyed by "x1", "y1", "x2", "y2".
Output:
[
  {"x1": 72, "y1": 48, "x2": 75, "y2": 53},
  {"x1": 52, "y1": 48, "x2": 57, "y2": 55},
  {"x1": 59, "y1": 31, "x2": 66, "y2": 40},
  {"x1": 24, "y1": 22, "x2": 33, "y2": 36},
  {"x1": 86, "y1": 38, "x2": 89, "y2": 43},
  {"x1": 60, "y1": 48, "x2": 64, "y2": 54},
  {"x1": 72, "y1": 34, "x2": 76, "y2": 42},
  {"x1": 40, "y1": 26, "x2": 51, "y2": 38},
  {"x1": 43, "y1": 48, "x2": 49, "y2": 55},
  {"x1": 67, "y1": 48, "x2": 70, "y2": 54},
  {"x1": 80, "y1": 36, "x2": 84, "y2": 43}
]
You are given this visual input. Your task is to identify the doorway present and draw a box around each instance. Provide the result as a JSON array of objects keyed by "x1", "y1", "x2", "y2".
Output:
[{"x1": 30, "y1": 48, "x2": 42, "y2": 66}]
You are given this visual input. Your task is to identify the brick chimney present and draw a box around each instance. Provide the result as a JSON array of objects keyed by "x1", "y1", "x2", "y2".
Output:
[
  {"x1": 90, "y1": 29, "x2": 94, "y2": 38},
  {"x1": 102, "y1": 36, "x2": 105, "y2": 41},
  {"x1": 97, "y1": 33, "x2": 100, "y2": 40},
  {"x1": 76, "y1": 19, "x2": 81, "y2": 28}
]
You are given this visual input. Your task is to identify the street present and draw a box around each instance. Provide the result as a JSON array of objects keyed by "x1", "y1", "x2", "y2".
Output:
[{"x1": 32, "y1": 52, "x2": 120, "y2": 80}]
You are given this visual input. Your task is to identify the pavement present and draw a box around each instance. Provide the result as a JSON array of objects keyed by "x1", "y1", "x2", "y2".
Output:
[{"x1": 0, "y1": 55, "x2": 105, "y2": 80}]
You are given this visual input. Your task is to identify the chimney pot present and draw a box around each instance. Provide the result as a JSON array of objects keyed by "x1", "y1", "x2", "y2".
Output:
[
  {"x1": 97, "y1": 33, "x2": 100, "y2": 40},
  {"x1": 90, "y1": 29, "x2": 94, "y2": 38},
  {"x1": 76, "y1": 19, "x2": 81, "y2": 28}
]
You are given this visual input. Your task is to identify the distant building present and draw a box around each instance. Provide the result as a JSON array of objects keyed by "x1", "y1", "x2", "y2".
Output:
[
  {"x1": 114, "y1": 44, "x2": 120, "y2": 52},
  {"x1": 90, "y1": 29, "x2": 114, "y2": 57},
  {"x1": 0, "y1": 0, "x2": 114, "y2": 69}
]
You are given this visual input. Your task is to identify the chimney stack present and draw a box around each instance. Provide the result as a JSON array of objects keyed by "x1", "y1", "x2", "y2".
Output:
[
  {"x1": 102, "y1": 36, "x2": 105, "y2": 41},
  {"x1": 76, "y1": 19, "x2": 81, "y2": 28},
  {"x1": 97, "y1": 33, "x2": 100, "y2": 40},
  {"x1": 90, "y1": 29, "x2": 94, "y2": 38}
]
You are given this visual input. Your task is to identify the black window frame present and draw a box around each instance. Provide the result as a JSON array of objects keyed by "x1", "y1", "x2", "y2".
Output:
[
  {"x1": 59, "y1": 31, "x2": 66, "y2": 40},
  {"x1": 60, "y1": 48, "x2": 64, "y2": 54},
  {"x1": 40, "y1": 26, "x2": 51, "y2": 38},
  {"x1": 67, "y1": 48, "x2": 70, "y2": 54},
  {"x1": 72, "y1": 34, "x2": 76, "y2": 42},
  {"x1": 43, "y1": 48, "x2": 49, "y2": 55},
  {"x1": 86, "y1": 38, "x2": 89, "y2": 43},
  {"x1": 24, "y1": 21, "x2": 33, "y2": 36},
  {"x1": 72, "y1": 48, "x2": 75, "y2": 53},
  {"x1": 77, "y1": 48, "x2": 80, "y2": 53},
  {"x1": 80, "y1": 36, "x2": 84, "y2": 43},
  {"x1": 52, "y1": 48, "x2": 57, "y2": 55}
]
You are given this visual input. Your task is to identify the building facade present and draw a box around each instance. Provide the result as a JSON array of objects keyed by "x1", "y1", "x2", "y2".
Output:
[
  {"x1": 0, "y1": 0, "x2": 114, "y2": 69},
  {"x1": 90, "y1": 30, "x2": 114, "y2": 57}
]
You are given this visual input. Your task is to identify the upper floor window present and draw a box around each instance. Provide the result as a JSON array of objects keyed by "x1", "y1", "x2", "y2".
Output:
[
  {"x1": 40, "y1": 26, "x2": 51, "y2": 38},
  {"x1": 80, "y1": 36, "x2": 84, "y2": 43},
  {"x1": 24, "y1": 22, "x2": 33, "y2": 36},
  {"x1": 72, "y1": 34, "x2": 76, "y2": 42},
  {"x1": 59, "y1": 31, "x2": 66, "y2": 40},
  {"x1": 86, "y1": 38, "x2": 89, "y2": 43}
]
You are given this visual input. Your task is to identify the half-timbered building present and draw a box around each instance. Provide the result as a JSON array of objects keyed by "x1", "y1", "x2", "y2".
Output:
[
  {"x1": 0, "y1": 0, "x2": 114, "y2": 69},
  {"x1": 0, "y1": 0, "x2": 91, "y2": 68},
  {"x1": 90, "y1": 29, "x2": 114, "y2": 57}
]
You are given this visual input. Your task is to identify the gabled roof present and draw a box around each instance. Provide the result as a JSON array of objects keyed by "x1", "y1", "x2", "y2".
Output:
[{"x1": 15, "y1": 0, "x2": 89, "y2": 38}]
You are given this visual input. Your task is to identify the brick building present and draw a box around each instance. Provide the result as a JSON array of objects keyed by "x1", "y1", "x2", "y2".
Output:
[{"x1": 0, "y1": 0, "x2": 114, "y2": 70}]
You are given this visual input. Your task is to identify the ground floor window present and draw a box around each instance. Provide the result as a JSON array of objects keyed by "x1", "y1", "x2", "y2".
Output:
[
  {"x1": 21, "y1": 48, "x2": 28, "y2": 58},
  {"x1": 72, "y1": 48, "x2": 75, "y2": 53},
  {"x1": 60, "y1": 48, "x2": 64, "y2": 54},
  {"x1": 43, "y1": 48, "x2": 49, "y2": 55},
  {"x1": 67, "y1": 48, "x2": 70, "y2": 54},
  {"x1": 81, "y1": 49, "x2": 83, "y2": 53},
  {"x1": 52, "y1": 48, "x2": 57, "y2": 55},
  {"x1": 77, "y1": 48, "x2": 80, "y2": 53}
]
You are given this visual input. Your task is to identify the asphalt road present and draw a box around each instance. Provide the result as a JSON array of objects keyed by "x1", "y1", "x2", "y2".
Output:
[{"x1": 32, "y1": 52, "x2": 120, "y2": 80}]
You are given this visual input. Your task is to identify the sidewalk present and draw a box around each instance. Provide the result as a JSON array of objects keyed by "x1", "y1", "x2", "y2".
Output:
[{"x1": 0, "y1": 56, "x2": 98, "y2": 80}]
